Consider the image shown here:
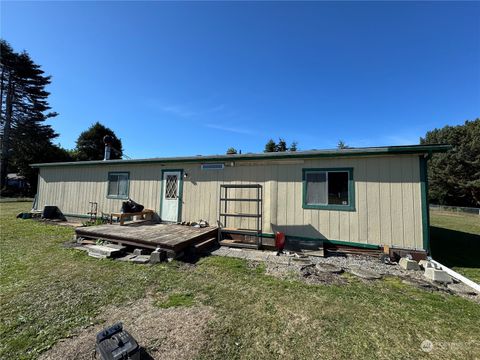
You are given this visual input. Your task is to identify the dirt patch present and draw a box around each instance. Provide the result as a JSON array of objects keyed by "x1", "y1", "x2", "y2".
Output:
[{"x1": 39, "y1": 298, "x2": 214, "y2": 360}]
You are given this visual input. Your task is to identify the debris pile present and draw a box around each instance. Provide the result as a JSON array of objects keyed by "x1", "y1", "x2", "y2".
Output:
[{"x1": 179, "y1": 219, "x2": 209, "y2": 228}]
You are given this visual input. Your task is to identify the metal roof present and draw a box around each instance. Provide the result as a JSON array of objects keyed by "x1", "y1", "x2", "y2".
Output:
[{"x1": 31, "y1": 144, "x2": 451, "y2": 168}]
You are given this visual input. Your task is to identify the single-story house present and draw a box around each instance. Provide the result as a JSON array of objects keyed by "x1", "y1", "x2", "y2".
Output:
[{"x1": 31, "y1": 144, "x2": 450, "y2": 254}]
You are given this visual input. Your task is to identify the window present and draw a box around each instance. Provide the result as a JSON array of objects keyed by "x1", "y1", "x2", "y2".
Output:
[
  {"x1": 107, "y1": 172, "x2": 129, "y2": 199},
  {"x1": 165, "y1": 175, "x2": 178, "y2": 199},
  {"x1": 201, "y1": 163, "x2": 224, "y2": 170},
  {"x1": 302, "y1": 168, "x2": 355, "y2": 211}
]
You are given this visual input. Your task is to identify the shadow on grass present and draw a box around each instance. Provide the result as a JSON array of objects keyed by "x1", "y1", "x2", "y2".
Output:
[{"x1": 430, "y1": 226, "x2": 480, "y2": 268}]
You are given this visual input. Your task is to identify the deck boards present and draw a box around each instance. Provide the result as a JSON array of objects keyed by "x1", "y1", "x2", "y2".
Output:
[{"x1": 76, "y1": 222, "x2": 218, "y2": 251}]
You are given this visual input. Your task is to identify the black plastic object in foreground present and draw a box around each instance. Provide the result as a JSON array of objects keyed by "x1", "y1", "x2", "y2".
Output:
[{"x1": 96, "y1": 322, "x2": 141, "y2": 360}]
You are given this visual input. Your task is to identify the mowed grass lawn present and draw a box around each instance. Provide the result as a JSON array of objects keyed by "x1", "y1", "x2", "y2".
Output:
[
  {"x1": 1, "y1": 202, "x2": 479, "y2": 360},
  {"x1": 430, "y1": 210, "x2": 480, "y2": 283}
]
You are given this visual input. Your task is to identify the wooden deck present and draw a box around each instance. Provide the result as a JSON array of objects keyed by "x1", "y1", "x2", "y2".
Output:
[{"x1": 75, "y1": 222, "x2": 218, "y2": 252}]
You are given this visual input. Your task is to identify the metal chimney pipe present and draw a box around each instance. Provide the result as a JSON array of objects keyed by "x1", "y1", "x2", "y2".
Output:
[{"x1": 103, "y1": 135, "x2": 113, "y2": 161}]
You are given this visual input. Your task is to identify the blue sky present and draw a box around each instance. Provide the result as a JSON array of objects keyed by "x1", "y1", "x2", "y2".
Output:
[{"x1": 2, "y1": 1, "x2": 479, "y2": 158}]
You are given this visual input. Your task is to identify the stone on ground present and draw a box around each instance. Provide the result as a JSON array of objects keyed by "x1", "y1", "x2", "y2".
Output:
[
  {"x1": 402, "y1": 278, "x2": 435, "y2": 290},
  {"x1": 399, "y1": 257, "x2": 420, "y2": 271},
  {"x1": 349, "y1": 266, "x2": 382, "y2": 280},
  {"x1": 130, "y1": 255, "x2": 150, "y2": 264},
  {"x1": 447, "y1": 283, "x2": 478, "y2": 296},
  {"x1": 315, "y1": 263, "x2": 343, "y2": 274},
  {"x1": 117, "y1": 254, "x2": 137, "y2": 262}
]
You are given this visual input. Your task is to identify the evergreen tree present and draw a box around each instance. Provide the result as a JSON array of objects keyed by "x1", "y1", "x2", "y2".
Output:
[
  {"x1": 264, "y1": 138, "x2": 299, "y2": 152},
  {"x1": 226, "y1": 147, "x2": 237, "y2": 155},
  {"x1": 75, "y1": 122, "x2": 123, "y2": 161},
  {"x1": 421, "y1": 118, "x2": 480, "y2": 207},
  {"x1": 337, "y1": 140, "x2": 349, "y2": 149},
  {"x1": 276, "y1": 138, "x2": 288, "y2": 152},
  {"x1": 0, "y1": 39, "x2": 60, "y2": 190},
  {"x1": 264, "y1": 139, "x2": 276, "y2": 152}
]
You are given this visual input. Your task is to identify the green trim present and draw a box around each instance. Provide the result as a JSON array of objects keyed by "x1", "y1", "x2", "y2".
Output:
[
  {"x1": 419, "y1": 154, "x2": 431, "y2": 253},
  {"x1": 159, "y1": 169, "x2": 184, "y2": 223},
  {"x1": 302, "y1": 168, "x2": 355, "y2": 211},
  {"x1": 259, "y1": 232, "x2": 380, "y2": 249},
  {"x1": 106, "y1": 171, "x2": 130, "y2": 199},
  {"x1": 31, "y1": 144, "x2": 452, "y2": 168}
]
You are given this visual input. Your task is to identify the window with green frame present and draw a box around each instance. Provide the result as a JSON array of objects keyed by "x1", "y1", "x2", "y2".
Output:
[
  {"x1": 302, "y1": 168, "x2": 355, "y2": 211},
  {"x1": 107, "y1": 172, "x2": 129, "y2": 199}
]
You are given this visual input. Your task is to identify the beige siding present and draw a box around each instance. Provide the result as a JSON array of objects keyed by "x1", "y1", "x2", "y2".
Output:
[{"x1": 37, "y1": 154, "x2": 424, "y2": 249}]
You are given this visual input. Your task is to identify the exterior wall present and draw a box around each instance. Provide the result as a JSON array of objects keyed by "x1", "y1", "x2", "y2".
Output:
[{"x1": 36, "y1": 154, "x2": 424, "y2": 250}]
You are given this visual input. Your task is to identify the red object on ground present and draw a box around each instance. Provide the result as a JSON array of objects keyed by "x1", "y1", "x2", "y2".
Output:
[{"x1": 275, "y1": 231, "x2": 285, "y2": 251}]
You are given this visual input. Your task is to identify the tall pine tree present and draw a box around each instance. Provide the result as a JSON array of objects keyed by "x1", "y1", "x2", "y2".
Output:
[{"x1": 0, "y1": 39, "x2": 68, "y2": 192}]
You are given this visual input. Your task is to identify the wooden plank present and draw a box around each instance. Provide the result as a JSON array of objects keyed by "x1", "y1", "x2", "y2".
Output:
[{"x1": 76, "y1": 223, "x2": 218, "y2": 251}]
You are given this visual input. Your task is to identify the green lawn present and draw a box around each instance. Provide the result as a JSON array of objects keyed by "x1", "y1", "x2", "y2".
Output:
[
  {"x1": 430, "y1": 210, "x2": 480, "y2": 282},
  {"x1": 1, "y1": 202, "x2": 479, "y2": 360}
]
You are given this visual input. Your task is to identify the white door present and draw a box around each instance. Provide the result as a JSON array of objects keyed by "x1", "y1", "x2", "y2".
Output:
[{"x1": 161, "y1": 171, "x2": 181, "y2": 222}]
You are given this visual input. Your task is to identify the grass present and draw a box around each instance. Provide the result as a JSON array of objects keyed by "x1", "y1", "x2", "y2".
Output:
[
  {"x1": 1, "y1": 202, "x2": 480, "y2": 359},
  {"x1": 430, "y1": 210, "x2": 480, "y2": 282},
  {"x1": 156, "y1": 292, "x2": 196, "y2": 308}
]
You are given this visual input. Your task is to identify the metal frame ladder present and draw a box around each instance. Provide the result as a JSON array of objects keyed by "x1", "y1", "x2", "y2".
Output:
[{"x1": 218, "y1": 184, "x2": 263, "y2": 249}]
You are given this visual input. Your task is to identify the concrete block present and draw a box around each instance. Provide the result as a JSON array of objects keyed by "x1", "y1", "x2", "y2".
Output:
[
  {"x1": 150, "y1": 249, "x2": 167, "y2": 264},
  {"x1": 133, "y1": 248, "x2": 148, "y2": 256},
  {"x1": 85, "y1": 244, "x2": 122, "y2": 258},
  {"x1": 399, "y1": 257, "x2": 420, "y2": 271},
  {"x1": 424, "y1": 267, "x2": 452, "y2": 283},
  {"x1": 418, "y1": 260, "x2": 430, "y2": 269}
]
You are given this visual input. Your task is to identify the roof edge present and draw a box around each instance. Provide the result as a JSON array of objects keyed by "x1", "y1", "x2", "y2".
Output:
[{"x1": 31, "y1": 144, "x2": 452, "y2": 168}]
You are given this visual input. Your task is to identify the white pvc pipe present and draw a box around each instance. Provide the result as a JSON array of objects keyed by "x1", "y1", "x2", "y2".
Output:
[{"x1": 429, "y1": 258, "x2": 480, "y2": 294}]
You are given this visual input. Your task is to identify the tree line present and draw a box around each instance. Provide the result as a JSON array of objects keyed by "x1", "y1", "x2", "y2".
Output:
[{"x1": 421, "y1": 118, "x2": 479, "y2": 208}]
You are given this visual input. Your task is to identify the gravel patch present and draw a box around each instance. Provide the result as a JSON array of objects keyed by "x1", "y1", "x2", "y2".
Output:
[
  {"x1": 212, "y1": 248, "x2": 479, "y2": 302},
  {"x1": 39, "y1": 298, "x2": 214, "y2": 360}
]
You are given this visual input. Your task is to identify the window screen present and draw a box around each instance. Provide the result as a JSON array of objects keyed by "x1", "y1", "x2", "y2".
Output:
[
  {"x1": 304, "y1": 169, "x2": 351, "y2": 208},
  {"x1": 305, "y1": 171, "x2": 327, "y2": 205},
  {"x1": 107, "y1": 172, "x2": 129, "y2": 198}
]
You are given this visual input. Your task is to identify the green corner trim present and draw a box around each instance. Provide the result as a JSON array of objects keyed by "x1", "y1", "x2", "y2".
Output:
[
  {"x1": 106, "y1": 171, "x2": 130, "y2": 199},
  {"x1": 302, "y1": 167, "x2": 355, "y2": 211},
  {"x1": 419, "y1": 154, "x2": 431, "y2": 253},
  {"x1": 159, "y1": 169, "x2": 184, "y2": 223}
]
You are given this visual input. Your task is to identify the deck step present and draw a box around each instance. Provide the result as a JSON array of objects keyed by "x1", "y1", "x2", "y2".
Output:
[
  {"x1": 194, "y1": 237, "x2": 218, "y2": 252},
  {"x1": 219, "y1": 240, "x2": 260, "y2": 249},
  {"x1": 85, "y1": 244, "x2": 124, "y2": 258}
]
